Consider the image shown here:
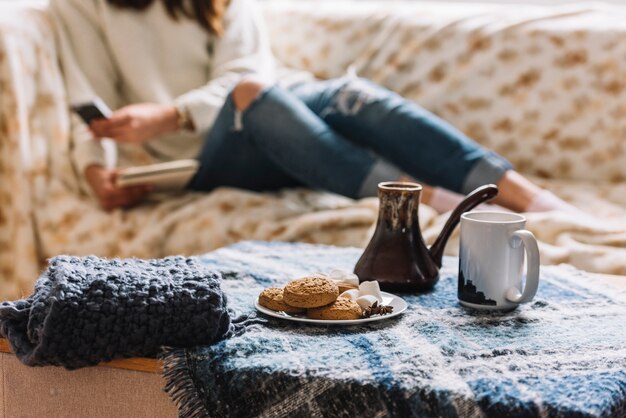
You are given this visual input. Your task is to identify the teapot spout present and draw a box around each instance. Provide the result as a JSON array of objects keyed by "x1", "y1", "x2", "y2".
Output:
[{"x1": 428, "y1": 184, "x2": 499, "y2": 267}]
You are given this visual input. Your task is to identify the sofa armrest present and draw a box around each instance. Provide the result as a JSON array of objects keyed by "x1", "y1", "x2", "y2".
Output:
[
  {"x1": 0, "y1": 4, "x2": 72, "y2": 300},
  {"x1": 264, "y1": 1, "x2": 626, "y2": 183}
]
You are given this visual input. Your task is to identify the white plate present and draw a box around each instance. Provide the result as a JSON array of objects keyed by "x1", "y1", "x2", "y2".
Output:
[{"x1": 255, "y1": 292, "x2": 408, "y2": 325}]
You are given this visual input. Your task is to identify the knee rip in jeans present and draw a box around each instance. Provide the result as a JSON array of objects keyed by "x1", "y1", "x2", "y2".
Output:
[
  {"x1": 233, "y1": 109, "x2": 244, "y2": 132},
  {"x1": 231, "y1": 78, "x2": 272, "y2": 132},
  {"x1": 321, "y1": 78, "x2": 385, "y2": 117},
  {"x1": 232, "y1": 94, "x2": 263, "y2": 132}
]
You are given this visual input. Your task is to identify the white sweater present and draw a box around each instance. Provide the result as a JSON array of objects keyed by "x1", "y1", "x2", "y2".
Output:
[{"x1": 50, "y1": 0, "x2": 298, "y2": 178}]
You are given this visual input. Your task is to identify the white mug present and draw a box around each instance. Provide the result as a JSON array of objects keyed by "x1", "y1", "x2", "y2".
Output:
[{"x1": 458, "y1": 211, "x2": 540, "y2": 311}]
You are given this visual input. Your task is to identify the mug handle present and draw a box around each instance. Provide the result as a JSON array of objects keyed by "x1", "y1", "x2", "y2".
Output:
[{"x1": 505, "y1": 230, "x2": 540, "y2": 304}]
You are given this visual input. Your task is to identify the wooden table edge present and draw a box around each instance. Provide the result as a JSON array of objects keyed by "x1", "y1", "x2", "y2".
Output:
[{"x1": 0, "y1": 339, "x2": 162, "y2": 374}]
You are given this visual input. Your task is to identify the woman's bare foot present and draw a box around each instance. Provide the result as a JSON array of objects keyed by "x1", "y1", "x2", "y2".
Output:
[
  {"x1": 399, "y1": 176, "x2": 506, "y2": 214},
  {"x1": 403, "y1": 171, "x2": 581, "y2": 214},
  {"x1": 494, "y1": 171, "x2": 580, "y2": 213},
  {"x1": 423, "y1": 186, "x2": 510, "y2": 214},
  {"x1": 491, "y1": 171, "x2": 541, "y2": 212}
]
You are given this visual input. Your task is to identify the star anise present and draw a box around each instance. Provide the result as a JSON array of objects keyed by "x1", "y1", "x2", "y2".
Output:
[{"x1": 362, "y1": 301, "x2": 394, "y2": 318}]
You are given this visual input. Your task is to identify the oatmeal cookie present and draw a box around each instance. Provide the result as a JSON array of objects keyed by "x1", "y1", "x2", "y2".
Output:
[
  {"x1": 282, "y1": 274, "x2": 339, "y2": 308},
  {"x1": 307, "y1": 298, "x2": 363, "y2": 320},
  {"x1": 258, "y1": 287, "x2": 305, "y2": 313},
  {"x1": 337, "y1": 282, "x2": 359, "y2": 294}
]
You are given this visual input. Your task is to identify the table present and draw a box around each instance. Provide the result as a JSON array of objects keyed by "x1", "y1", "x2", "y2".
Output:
[
  {"x1": 162, "y1": 241, "x2": 626, "y2": 418},
  {"x1": 1, "y1": 241, "x2": 625, "y2": 418}
]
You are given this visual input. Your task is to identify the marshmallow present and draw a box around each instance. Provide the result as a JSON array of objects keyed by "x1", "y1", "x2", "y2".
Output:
[
  {"x1": 356, "y1": 295, "x2": 379, "y2": 309},
  {"x1": 339, "y1": 289, "x2": 360, "y2": 301},
  {"x1": 335, "y1": 274, "x2": 384, "y2": 309},
  {"x1": 358, "y1": 281, "x2": 383, "y2": 303},
  {"x1": 328, "y1": 269, "x2": 360, "y2": 287}
]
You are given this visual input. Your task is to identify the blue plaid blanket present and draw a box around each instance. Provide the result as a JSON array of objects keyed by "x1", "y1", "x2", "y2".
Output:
[{"x1": 163, "y1": 241, "x2": 626, "y2": 418}]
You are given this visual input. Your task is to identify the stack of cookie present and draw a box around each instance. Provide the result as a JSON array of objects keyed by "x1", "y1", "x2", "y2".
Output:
[{"x1": 258, "y1": 274, "x2": 364, "y2": 320}]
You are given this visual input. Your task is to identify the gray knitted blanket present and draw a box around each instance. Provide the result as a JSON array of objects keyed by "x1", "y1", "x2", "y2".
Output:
[{"x1": 0, "y1": 255, "x2": 234, "y2": 369}]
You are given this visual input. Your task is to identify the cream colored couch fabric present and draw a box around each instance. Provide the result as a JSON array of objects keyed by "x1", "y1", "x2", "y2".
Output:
[{"x1": 1, "y1": 2, "x2": 625, "y2": 301}]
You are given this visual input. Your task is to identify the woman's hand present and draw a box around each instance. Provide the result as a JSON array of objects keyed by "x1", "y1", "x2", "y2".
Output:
[
  {"x1": 90, "y1": 103, "x2": 179, "y2": 144},
  {"x1": 85, "y1": 165, "x2": 152, "y2": 211}
]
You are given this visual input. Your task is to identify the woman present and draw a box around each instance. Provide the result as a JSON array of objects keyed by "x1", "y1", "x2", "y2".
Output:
[{"x1": 50, "y1": 0, "x2": 575, "y2": 213}]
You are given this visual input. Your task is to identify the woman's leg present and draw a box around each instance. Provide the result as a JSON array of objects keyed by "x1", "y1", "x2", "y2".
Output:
[
  {"x1": 188, "y1": 78, "x2": 402, "y2": 198},
  {"x1": 290, "y1": 78, "x2": 509, "y2": 194},
  {"x1": 290, "y1": 78, "x2": 573, "y2": 212},
  {"x1": 188, "y1": 84, "x2": 303, "y2": 192}
]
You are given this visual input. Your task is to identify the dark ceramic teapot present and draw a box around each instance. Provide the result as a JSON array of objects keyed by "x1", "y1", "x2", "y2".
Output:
[{"x1": 354, "y1": 182, "x2": 498, "y2": 292}]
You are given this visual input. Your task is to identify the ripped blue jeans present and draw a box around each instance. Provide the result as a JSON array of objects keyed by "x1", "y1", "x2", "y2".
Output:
[{"x1": 188, "y1": 78, "x2": 512, "y2": 198}]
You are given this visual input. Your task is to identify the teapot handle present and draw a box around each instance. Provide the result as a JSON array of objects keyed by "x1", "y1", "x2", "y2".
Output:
[{"x1": 429, "y1": 184, "x2": 499, "y2": 267}]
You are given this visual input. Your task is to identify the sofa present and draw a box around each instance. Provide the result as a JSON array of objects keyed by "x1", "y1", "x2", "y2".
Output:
[{"x1": 2, "y1": 0, "x2": 626, "y2": 301}]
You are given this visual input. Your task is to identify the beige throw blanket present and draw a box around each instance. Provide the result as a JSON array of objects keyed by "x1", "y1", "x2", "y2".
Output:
[
  {"x1": 39, "y1": 179, "x2": 626, "y2": 290},
  {"x1": 425, "y1": 179, "x2": 626, "y2": 275}
]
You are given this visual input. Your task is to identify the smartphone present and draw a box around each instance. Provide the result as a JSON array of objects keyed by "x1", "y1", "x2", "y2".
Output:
[{"x1": 70, "y1": 98, "x2": 112, "y2": 125}]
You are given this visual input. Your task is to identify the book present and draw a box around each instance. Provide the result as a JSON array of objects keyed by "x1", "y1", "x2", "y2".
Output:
[{"x1": 115, "y1": 159, "x2": 199, "y2": 192}]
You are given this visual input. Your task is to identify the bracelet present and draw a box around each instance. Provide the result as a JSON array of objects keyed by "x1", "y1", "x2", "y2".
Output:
[{"x1": 175, "y1": 105, "x2": 194, "y2": 132}]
